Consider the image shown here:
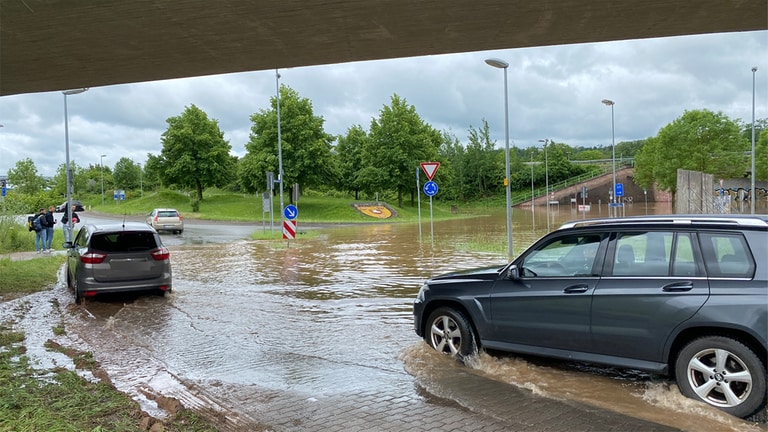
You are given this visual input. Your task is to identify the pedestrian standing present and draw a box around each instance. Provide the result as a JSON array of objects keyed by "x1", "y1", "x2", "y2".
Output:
[
  {"x1": 33, "y1": 208, "x2": 47, "y2": 253},
  {"x1": 61, "y1": 204, "x2": 80, "y2": 243},
  {"x1": 45, "y1": 205, "x2": 56, "y2": 251}
]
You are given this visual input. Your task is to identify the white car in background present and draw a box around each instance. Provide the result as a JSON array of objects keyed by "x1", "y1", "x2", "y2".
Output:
[{"x1": 146, "y1": 208, "x2": 184, "y2": 234}]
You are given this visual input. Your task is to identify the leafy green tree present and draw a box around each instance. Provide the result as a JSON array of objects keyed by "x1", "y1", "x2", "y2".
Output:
[
  {"x1": 335, "y1": 125, "x2": 368, "y2": 199},
  {"x1": 240, "y1": 85, "x2": 334, "y2": 199},
  {"x1": 158, "y1": 104, "x2": 235, "y2": 201},
  {"x1": 360, "y1": 94, "x2": 441, "y2": 207},
  {"x1": 7, "y1": 158, "x2": 46, "y2": 195},
  {"x1": 574, "y1": 149, "x2": 606, "y2": 161},
  {"x1": 756, "y1": 129, "x2": 768, "y2": 181},
  {"x1": 463, "y1": 120, "x2": 503, "y2": 199},
  {"x1": 437, "y1": 130, "x2": 463, "y2": 201},
  {"x1": 143, "y1": 153, "x2": 163, "y2": 191},
  {"x1": 51, "y1": 161, "x2": 88, "y2": 199},
  {"x1": 634, "y1": 109, "x2": 745, "y2": 198},
  {"x1": 113, "y1": 157, "x2": 141, "y2": 190}
]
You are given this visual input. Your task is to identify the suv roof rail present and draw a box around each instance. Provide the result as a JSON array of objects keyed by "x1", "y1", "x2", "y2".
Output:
[{"x1": 559, "y1": 214, "x2": 768, "y2": 230}]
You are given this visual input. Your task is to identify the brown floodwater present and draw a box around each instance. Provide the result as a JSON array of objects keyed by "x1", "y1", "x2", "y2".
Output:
[{"x1": 7, "y1": 200, "x2": 767, "y2": 431}]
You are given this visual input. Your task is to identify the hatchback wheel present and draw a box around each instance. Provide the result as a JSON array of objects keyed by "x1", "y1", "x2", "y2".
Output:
[
  {"x1": 675, "y1": 336, "x2": 766, "y2": 418},
  {"x1": 425, "y1": 307, "x2": 477, "y2": 359}
]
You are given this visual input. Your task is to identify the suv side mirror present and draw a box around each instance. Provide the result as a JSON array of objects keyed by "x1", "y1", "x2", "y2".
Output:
[{"x1": 505, "y1": 264, "x2": 520, "y2": 280}]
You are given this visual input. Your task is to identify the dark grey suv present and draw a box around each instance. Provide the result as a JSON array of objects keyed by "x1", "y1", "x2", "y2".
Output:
[
  {"x1": 64, "y1": 222, "x2": 173, "y2": 303},
  {"x1": 413, "y1": 215, "x2": 767, "y2": 418}
]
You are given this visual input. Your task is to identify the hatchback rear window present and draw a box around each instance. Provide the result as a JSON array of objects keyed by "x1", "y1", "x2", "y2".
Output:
[
  {"x1": 158, "y1": 211, "x2": 179, "y2": 218},
  {"x1": 90, "y1": 232, "x2": 158, "y2": 252}
]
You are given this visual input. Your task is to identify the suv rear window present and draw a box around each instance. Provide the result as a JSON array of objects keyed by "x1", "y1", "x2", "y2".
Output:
[
  {"x1": 90, "y1": 232, "x2": 158, "y2": 252},
  {"x1": 699, "y1": 232, "x2": 755, "y2": 278}
]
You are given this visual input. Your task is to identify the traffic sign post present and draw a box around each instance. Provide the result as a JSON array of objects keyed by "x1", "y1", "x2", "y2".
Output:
[
  {"x1": 283, "y1": 219, "x2": 296, "y2": 239},
  {"x1": 283, "y1": 204, "x2": 298, "y2": 220},
  {"x1": 615, "y1": 183, "x2": 624, "y2": 198},
  {"x1": 420, "y1": 162, "x2": 440, "y2": 180}
]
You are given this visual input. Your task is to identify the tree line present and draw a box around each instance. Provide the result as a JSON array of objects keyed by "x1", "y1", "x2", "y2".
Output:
[{"x1": 5, "y1": 85, "x2": 767, "y2": 211}]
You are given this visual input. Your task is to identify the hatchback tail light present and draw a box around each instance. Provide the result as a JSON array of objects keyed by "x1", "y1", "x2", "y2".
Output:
[
  {"x1": 151, "y1": 247, "x2": 170, "y2": 261},
  {"x1": 81, "y1": 252, "x2": 107, "y2": 264}
]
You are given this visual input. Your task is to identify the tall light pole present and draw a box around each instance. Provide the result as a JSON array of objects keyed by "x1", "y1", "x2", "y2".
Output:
[
  {"x1": 276, "y1": 69, "x2": 285, "y2": 230},
  {"x1": 63, "y1": 88, "x2": 88, "y2": 242},
  {"x1": 485, "y1": 58, "x2": 513, "y2": 260},
  {"x1": 751, "y1": 67, "x2": 758, "y2": 215},
  {"x1": 601, "y1": 99, "x2": 616, "y2": 217},
  {"x1": 538, "y1": 139, "x2": 550, "y2": 232},
  {"x1": 100, "y1": 154, "x2": 106, "y2": 206}
]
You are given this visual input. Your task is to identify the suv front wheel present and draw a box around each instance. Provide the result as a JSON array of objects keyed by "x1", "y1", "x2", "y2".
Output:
[
  {"x1": 426, "y1": 307, "x2": 477, "y2": 360},
  {"x1": 675, "y1": 336, "x2": 766, "y2": 418}
]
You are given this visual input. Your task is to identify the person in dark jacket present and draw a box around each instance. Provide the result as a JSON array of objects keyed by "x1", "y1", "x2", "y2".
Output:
[
  {"x1": 44, "y1": 205, "x2": 56, "y2": 251},
  {"x1": 33, "y1": 208, "x2": 47, "y2": 253},
  {"x1": 61, "y1": 204, "x2": 80, "y2": 243}
]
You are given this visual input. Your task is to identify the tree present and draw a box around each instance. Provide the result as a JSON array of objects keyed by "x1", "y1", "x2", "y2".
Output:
[
  {"x1": 143, "y1": 153, "x2": 163, "y2": 191},
  {"x1": 361, "y1": 94, "x2": 442, "y2": 207},
  {"x1": 240, "y1": 85, "x2": 334, "y2": 199},
  {"x1": 51, "y1": 161, "x2": 87, "y2": 199},
  {"x1": 113, "y1": 157, "x2": 141, "y2": 190},
  {"x1": 756, "y1": 129, "x2": 768, "y2": 181},
  {"x1": 335, "y1": 125, "x2": 368, "y2": 199},
  {"x1": 7, "y1": 158, "x2": 46, "y2": 195},
  {"x1": 634, "y1": 109, "x2": 745, "y2": 198},
  {"x1": 463, "y1": 120, "x2": 503, "y2": 199},
  {"x1": 158, "y1": 104, "x2": 235, "y2": 201}
]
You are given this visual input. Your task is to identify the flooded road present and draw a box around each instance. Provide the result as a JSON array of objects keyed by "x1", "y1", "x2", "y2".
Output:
[{"x1": 16, "y1": 202, "x2": 768, "y2": 431}]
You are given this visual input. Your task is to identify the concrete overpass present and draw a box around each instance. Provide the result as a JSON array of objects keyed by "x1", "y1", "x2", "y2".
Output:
[{"x1": 1, "y1": 0, "x2": 766, "y2": 96}]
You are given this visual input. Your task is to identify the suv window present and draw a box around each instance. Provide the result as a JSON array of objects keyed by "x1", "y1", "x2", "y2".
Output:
[
  {"x1": 522, "y1": 233, "x2": 604, "y2": 277},
  {"x1": 612, "y1": 231, "x2": 673, "y2": 276},
  {"x1": 699, "y1": 232, "x2": 755, "y2": 278},
  {"x1": 158, "y1": 211, "x2": 179, "y2": 218},
  {"x1": 89, "y1": 232, "x2": 158, "y2": 252}
]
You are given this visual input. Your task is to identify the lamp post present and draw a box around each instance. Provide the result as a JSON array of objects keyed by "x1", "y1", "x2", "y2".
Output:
[
  {"x1": 100, "y1": 154, "x2": 106, "y2": 206},
  {"x1": 485, "y1": 58, "x2": 513, "y2": 260},
  {"x1": 276, "y1": 69, "x2": 285, "y2": 231},
  {"x1": 601, "y1": 99, "x2": 616, "y2": 217},
  {"x1": 751, "y1": 67, "x2": 758, "y2": 215},
  {"x1": 538, "y1": 139, "x2": 550, "y2": 232},
  {"x1": 63, "y1": 88, "x2": 88, "y2": 242}
]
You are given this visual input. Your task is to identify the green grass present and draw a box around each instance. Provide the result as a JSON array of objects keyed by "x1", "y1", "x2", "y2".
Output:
[
  {"x1": 0, "y1": 255, "x2": 66, "y2": 295},
  {"x1": 86, "y1": 188, "x2": 476, "y2": 223},
  {"x1": 0, "y1": 326, "x2": 218, "y2": 432}
]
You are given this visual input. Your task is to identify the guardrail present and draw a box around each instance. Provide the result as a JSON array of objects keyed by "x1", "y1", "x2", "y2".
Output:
[{"x1": 511, "y1": 162, "x2": 632, "y2": 206}]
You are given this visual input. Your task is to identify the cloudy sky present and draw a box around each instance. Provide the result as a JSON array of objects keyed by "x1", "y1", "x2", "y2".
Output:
[{"x1": 1, "y1": 30, "x2": 765, "y2": 177}]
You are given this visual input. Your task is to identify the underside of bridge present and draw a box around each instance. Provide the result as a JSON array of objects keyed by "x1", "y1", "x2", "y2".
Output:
[{"x1": 1, "y1": 0, "x2": 766, "y2": 96}]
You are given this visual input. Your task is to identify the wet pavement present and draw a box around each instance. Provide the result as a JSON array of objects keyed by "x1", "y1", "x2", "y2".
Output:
[{"x1": 4, "y1": 203, "x2": 767, "y2": 431}]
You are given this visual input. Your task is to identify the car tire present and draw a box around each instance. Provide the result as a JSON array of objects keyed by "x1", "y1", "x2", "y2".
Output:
[
  {"x1": 73, "y1": 279, "x2": 83, "y2": 305},
  {"x1": 675, "y1": 336, "x2": 767, "y2": 418},
  {"x1": 425, "y1": 307, "x2": 478, "y2": 360}
]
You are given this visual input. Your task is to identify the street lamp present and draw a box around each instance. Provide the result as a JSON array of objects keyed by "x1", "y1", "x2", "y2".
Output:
[
  {"x1": 601, "y1": 99, "x2": 616, "y2": 217},
  {"x1": 485, "y1": 58, "x2": 513, "y2": 260},
  {"x1": 538, "y1": 139, "x2": 550, "y2": 231},
  {"x1": 100, "y1": 154, "x2": 106, "y2": 207},
  {"x1": 276, "y1": 69, "x2": 285, "y2": 232},
  {"x1": 751, "y1": 67, "x2": 758, "y2": 215},
  {"x1": 63, "y1": 87, "x2": 89, "y2": 242}
]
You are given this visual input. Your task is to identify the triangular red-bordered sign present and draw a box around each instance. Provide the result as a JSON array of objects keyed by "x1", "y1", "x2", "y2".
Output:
[{"x1": 420, "y1": 162, "x2": 440, "y2": 180}]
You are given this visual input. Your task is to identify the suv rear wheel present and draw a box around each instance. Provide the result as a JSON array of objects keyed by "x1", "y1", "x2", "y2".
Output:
[{"x1": 675, "y1": 336, "x2": 766, "y2": 418}]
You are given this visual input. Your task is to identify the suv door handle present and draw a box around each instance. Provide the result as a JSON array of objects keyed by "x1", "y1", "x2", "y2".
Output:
[
  {"x1": 564, "y1": 284, "x2": 589, "y2": 293},
  {"x1": 662, "y1": 282, "x2": 694, "y2": 292}
]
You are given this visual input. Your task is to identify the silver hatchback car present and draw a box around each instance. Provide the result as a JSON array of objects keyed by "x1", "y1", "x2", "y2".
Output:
[{"x1": 64, "y1": 222, "x2": 173, "y2": 303}]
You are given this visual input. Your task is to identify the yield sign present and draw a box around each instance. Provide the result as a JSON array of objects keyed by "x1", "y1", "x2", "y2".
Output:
[{"x1": 420, "y1": 162, "x2": 440, "y2": 180}]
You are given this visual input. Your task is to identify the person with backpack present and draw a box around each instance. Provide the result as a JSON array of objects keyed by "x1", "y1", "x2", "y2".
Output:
[
  {"x1": 61, "y1": 204, "x2": 80, "y2": 243},
  {"x1": 32, "y1": 208, "x2": 47, "y2": 253},
  {"x1": 44, "y1": 205, "x2": 56, "y2": 252}
]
